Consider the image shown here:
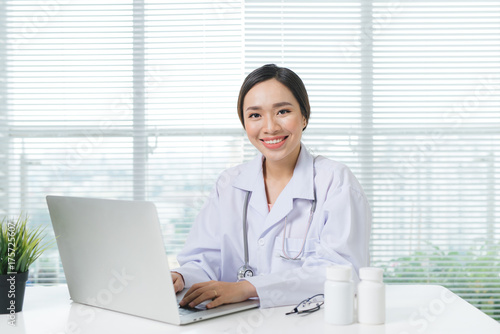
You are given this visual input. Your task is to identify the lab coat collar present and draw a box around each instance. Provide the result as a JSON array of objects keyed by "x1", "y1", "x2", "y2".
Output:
[
  {"x1": 288, "y1": 143, "x2": 315, "y2": 202},
  {"x1": 232, "y1": 142, "x2": 315, "y2": 221},
  {"x1": 232, "y1": 150, "x2": 268, "y2": 217}
]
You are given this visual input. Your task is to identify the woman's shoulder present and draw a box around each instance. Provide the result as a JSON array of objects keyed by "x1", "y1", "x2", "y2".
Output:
[
  {"x1": 313, "y1": 154, "x2": 351, "y2": 174},
  {"x1": 214, "y1": 158, "x2": 257, "y2": 188},
  {"x1": 313, "y1": 155, "x2": 363, "y2": 190}
]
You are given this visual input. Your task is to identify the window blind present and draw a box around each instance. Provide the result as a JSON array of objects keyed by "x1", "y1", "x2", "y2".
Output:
[
  {"x1": 1, "y1": 0, "x2": 499, "y2": 320},
  {"x1": 368, "y1": 1, "x2": 500, "y2": 320}
]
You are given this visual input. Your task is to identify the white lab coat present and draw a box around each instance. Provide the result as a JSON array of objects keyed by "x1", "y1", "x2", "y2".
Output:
[{"x1": 175, "y1": 143, "x2": 372, "y2": 308}]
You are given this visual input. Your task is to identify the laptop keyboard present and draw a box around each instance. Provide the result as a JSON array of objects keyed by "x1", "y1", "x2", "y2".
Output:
[
  {"x1": 178, "y1": 305, "x2": 205, "y2": 315},
  {"x1": 177, "y1": 299, "x2": 211, "y2": 316}
]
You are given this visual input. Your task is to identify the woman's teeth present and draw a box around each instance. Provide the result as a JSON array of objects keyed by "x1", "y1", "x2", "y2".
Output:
[{"x1": 264, "y1": 138, "x2": 284, "y2": 144}]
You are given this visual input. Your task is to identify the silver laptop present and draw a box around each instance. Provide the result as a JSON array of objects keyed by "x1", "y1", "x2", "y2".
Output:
[{"x1": 46, "y1": 195, "x2": 259, "y2": 325}]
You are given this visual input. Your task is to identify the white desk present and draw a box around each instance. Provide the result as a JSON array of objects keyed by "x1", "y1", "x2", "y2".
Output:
[{"x1": 1, "y1": 284, "x2": 499, "y2": 333}]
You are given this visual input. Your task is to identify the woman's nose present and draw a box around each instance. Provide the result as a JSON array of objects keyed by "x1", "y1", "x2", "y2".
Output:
[{"x1": 264, "y1": 115, "x2": 281, "y2": 133}]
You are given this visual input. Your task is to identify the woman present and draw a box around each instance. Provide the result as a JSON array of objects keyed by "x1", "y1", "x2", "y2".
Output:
[{"x1": 171, "y1": 64, "x2": 371, "y2": 309}]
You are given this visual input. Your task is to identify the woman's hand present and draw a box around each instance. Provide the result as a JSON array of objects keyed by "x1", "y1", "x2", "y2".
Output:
[
  {"x1": 179, "y1": 280, "x2": 258, "y2": 309},
  {"x1": 171, "y1": 272, "x2": 185, "y2": 293}
]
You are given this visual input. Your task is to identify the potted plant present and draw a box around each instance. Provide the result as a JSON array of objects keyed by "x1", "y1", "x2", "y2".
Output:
[{"x1": 0, "y1": 214, "x2": 51, "y2": 315}]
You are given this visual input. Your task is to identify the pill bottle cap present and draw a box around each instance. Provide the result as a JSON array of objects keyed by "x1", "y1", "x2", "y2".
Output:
[
  {"x1": 326, "y1": 265, "x2": 352, "y2": 281},
  {"x1": 359, "y1": 267, "x2": 384, "y2": 282}
]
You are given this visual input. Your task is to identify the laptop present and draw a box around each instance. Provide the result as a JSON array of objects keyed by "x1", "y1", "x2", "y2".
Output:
[{"x1": 46, "y1": 195, "x2": 259, "y2": 325}]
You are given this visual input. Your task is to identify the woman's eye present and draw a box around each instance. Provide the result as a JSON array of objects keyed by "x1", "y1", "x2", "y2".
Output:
[
  {"x1": 248, "y1": 113, "x2": 261, "y2": 118},
  {"x1": 278, "y1": 109, "x2": 290, "y2": 115}
]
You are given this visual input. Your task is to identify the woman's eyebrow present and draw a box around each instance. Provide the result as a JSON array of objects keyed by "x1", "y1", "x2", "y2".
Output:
[
  {"x1": 272, "y1": 101, "x2": 293, "y2": 109},
  {"x1": 245, "y1": 101, "x2": 293, "y2": 112}
]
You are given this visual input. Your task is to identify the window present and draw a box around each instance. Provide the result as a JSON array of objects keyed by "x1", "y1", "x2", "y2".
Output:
[{"x1": 1, "y1": 0, "x2": 499, "y2": 320}]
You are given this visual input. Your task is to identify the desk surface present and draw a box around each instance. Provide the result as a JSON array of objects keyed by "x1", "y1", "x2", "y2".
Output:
[{"x1": 1, "y1": 284, "x2": 499, "y2": 334}]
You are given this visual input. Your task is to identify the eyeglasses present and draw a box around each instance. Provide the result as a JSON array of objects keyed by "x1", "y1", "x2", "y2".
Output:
[{"x1": 285, "y1": 294, "x2": 324, "y2": 315}]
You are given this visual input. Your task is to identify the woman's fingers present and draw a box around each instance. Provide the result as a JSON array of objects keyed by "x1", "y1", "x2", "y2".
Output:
[
  {"x1": 206, "y1": 281, "x2": 256, "y2": 309},
  {"x1": 171, "y1": 272, "x2": 185, "y2": 293},
  {"x1": 179, "y1": 280, "x2": 257, "y2": 309},
  {"x1": 179, "y1": 281, "x2": 214, "y2": 307},
  {"x1": 188, "y1": 287, "x2": 219, "y2": 308}
]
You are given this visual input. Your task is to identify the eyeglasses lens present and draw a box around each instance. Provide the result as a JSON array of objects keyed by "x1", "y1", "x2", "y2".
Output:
[{"x1": 296, "y1": 295, "x2": 324, "y2": 314}]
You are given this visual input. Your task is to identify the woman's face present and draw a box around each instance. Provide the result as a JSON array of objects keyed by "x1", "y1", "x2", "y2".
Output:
[{"x1": 242, "y1": 78, "x2": 306, "y2": 165}]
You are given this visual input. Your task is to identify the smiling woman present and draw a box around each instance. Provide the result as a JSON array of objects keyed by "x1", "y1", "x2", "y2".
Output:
[
  {"x1": 239, "y1": 66, "x2": 309, "y2": 206},
  {"x1": 171, "y1": 64, "x2": 372, "y2": 310}
]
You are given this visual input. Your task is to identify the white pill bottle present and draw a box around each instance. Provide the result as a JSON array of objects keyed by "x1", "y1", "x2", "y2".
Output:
[
  {"x1": 357, "y1": 267, "x2": 386, "y2": 325},
  {"x1": 324, "y1": 265, "x2": 354, "y2": 325}
]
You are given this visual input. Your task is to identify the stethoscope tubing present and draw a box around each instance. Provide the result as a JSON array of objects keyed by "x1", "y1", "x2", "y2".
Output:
[
  {"x1": 240, "y1": 188, "x2": 317, "y2": 278},
  {"x1": 242, "y1": 191, "x2": 251, "y2": 270},
  {"x1": 280, "y1": 194, "x2": 316, "y2": 260}
]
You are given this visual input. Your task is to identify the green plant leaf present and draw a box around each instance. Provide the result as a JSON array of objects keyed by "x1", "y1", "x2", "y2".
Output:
[{"x1": 0, "y1": 213, "x2": 53, "y2": 275}]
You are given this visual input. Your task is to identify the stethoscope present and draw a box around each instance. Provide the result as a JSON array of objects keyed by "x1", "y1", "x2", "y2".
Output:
[{"x1": 237, "y1": 189, "x2": 317, "y2": 280}]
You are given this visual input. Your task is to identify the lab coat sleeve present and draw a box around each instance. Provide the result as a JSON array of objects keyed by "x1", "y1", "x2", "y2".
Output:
[
  {"x1": 245, "y1": 169, "x2": 372, "y2": 308},
  {"x1": 173, "y1": 182, "x2": 222, "y2": 288}
]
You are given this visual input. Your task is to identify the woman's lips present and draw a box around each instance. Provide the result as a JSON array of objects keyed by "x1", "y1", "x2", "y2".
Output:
[{"x1": 260, "y1": 136, "x2": 288, "y2": 149}]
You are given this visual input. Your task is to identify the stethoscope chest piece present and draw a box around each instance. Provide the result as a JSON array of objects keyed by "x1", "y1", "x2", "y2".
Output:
[{"x1": 237, "y1": 265, "x2": 254, "y2": 281}]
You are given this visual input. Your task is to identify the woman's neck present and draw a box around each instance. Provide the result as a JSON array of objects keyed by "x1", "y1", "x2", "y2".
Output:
[
  {"x1": 262, "y1": 146, "x2": 301, "y2": 205},
  {"x1": 263, "y1": 145, "x2": 301, "y2": 183}
]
